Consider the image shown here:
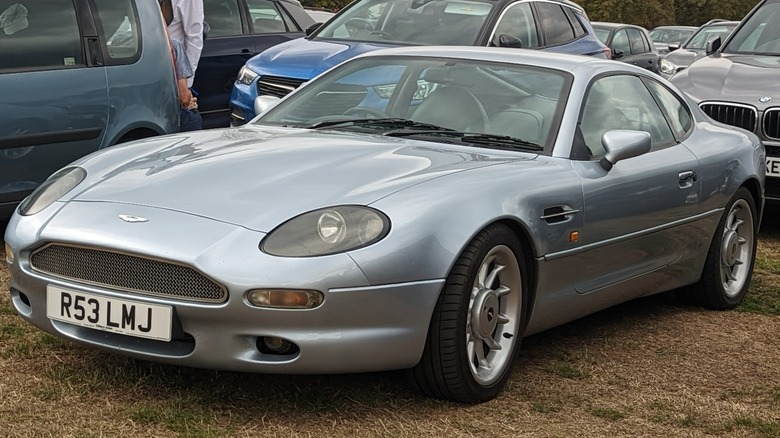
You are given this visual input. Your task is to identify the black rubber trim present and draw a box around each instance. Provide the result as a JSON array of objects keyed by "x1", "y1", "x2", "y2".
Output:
[{"x1": 0, "y1": 127, "x2": 102, "y2": 150}]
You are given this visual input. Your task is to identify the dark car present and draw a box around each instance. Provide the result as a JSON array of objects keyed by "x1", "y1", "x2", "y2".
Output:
[
  {"x1": 229, "y1": 0, "x2": 610, "y2": 125},
  {"x1": 592, "y1": 22, "x2": 659, "y2": 72},
  {"x1": 659, "y1": 21, "x2": 739, "y2": 78},
  {"x1": 649, "y1": 25, "x2": 697, "y2": 54},
  {"x1": 195, "y1": 0, "x2": 314, "y2": 128},
  {"x1": 0, "y1": 0, "x2": 179, "y2": 219},
  {"x1": 671, "y1": 0, "x2": 780, "y2": 201}
]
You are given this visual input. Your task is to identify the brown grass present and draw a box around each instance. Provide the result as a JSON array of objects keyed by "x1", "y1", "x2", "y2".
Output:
[{"x1": 1, "y1": 219, "x2": 779, "y2": 438}]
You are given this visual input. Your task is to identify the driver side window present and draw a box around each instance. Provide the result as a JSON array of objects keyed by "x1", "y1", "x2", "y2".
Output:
[{"x1": 579, "y1": 75, "x2": 675, "y2": 158}]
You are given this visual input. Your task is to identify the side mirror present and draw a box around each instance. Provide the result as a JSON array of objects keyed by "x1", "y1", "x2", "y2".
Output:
[
  {"x1": 498, "y1": 34, "x2": 523, "y2": 48},
  {"x1": 599, "y1": 130, "x2": 651, "y2": 171},
  {"x1": 305, "y1": 22, "x2": 322, "y2": 37},
  {"x1": 254, "y1": 95, "x2": 281, "y2": 117},
  {"x1": 705, "y1": 36, "x2": 722, "y2": 55},
  {"x1": 612, "y1": 48, "x2": 624, "y2": 59},
  {"x1": 667, "y1": 42, "x2": 681, "y2": 52}
]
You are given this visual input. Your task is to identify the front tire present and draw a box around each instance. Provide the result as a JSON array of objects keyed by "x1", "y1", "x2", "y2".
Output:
[
  {"x1": 410, "y1": 224, "x2": 527, "y2": 403},
  {"x1": 687, "y1": 187, "x2": 757, "y2": 310}
]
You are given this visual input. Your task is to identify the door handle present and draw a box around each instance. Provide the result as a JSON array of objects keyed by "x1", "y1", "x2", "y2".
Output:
[{"x1": 679, "y1": 170, "x2": 698, "y2": 187}]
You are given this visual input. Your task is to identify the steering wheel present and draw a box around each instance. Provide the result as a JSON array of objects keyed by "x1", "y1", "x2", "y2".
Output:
[
  {"x1": 369, "y1": 31, "x2": 395, "y2": 39},
  {"x1": 343, "y1": 106, "x2": 389, "y2": 118}
]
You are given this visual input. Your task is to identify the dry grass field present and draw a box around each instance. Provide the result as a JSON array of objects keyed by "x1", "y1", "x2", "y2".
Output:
[{"x1": 1, "y1": 212, "x2": 778, "y2": 438}]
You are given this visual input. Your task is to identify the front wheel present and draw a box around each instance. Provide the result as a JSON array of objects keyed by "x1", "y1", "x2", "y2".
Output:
[
  {"x1": 410, "y1": 224, "x2": 527, "y2": 403},
  {"x1": 685, "y1": 187, "x2": 757, "y2": 309}
]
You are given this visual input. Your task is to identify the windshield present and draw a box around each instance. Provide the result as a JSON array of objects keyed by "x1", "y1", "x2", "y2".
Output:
[
  {"x1": 257, "y1": 56, "x2": 571, "y2": 151},
  {"x1": 312, "y1": 0, "x2": 495, "y2": 45},
  {"x1": 723, "y1": 2, "x2": 780, "y2": 55},
  {"x1": 649, "y1": 27, "x2": 694, "y2": 44},
  {"x1": 684, "y1": 24, "x2": 737, "y2": 50}
]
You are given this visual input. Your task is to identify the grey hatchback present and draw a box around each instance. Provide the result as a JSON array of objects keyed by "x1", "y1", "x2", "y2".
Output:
[{"x1": 0, "y1": 0, "x2": 179, "y2": 218}]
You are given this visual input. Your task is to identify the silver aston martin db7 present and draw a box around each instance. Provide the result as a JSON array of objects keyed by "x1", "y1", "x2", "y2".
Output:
[{"x1": 4, "y1": 46, "x2": 765, "y2": 403}]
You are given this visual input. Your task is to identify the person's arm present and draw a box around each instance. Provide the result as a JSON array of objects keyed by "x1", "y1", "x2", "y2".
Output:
[
  {"x1": 178, "y1": 77, "x2": 193, "y2": 109},
  {"x1": 176, "y1": 0, "x2": 204, "y2": 74}
]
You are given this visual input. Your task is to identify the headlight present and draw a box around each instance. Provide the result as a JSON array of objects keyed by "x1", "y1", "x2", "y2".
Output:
[
  {"x1": 18, "y1": 167, "x2": 86, "y2": 216},
  {"x1": 237, "y1": 66, "x2": 259, "y2": 86},
  {"x1": 261, "y1": 206, "x2": 390, "y2": 257},
  {"x1": 659, "y1": 58, "x2": 678, "y2": 76}
]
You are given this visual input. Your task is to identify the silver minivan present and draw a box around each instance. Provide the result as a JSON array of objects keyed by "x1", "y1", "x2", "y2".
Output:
[{"x1": 0, "y1": 0, "x2": 179, "y2": 218}]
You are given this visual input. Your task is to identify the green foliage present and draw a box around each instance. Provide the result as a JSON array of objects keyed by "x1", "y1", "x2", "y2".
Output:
[{"x1": 572, "y1": 0, "x2": 756, "y2": 28}]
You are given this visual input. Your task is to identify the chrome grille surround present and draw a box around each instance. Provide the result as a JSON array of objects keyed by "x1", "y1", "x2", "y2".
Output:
[
  {"x1": 30, "y1": 243, "x2": 227, "y2": 303},
  {"x1": 699, "y1": 102, "x2": 758, "y2": 133},
  {"x1": 257, "y1": 75, "x2": 307, "y2": 98},
  {"x1": 763, "y1": 108, "x2": 780, "y2": 141}
]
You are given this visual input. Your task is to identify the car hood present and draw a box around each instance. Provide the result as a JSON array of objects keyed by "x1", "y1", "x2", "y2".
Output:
[
  {"x1": 73, "y1": 126, "x2": 528, "y2": 231},
  {"x1": 246, "y1": 37, "x2": 400, "y2": 80},
  {"x1": 671, "y1": 53, "x2": 780, "y2": 105},
  {"x1": 664, "y1": 48, "x2": 702, "y2": 68}
]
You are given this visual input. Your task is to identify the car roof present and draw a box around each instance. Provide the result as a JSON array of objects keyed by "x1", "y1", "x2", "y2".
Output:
[
  {"x1": 352, "y1": 45, "x2": 615, "y2": 73},
  {"x1": 652, "y1": 25, "x2": 698, "y2": 30},
  {"x1": 700, "y1": 20, "x2": 740, "y2": 27},
  {"x1": 591, "y1": 22, "x2": 648, "y2": 31}
]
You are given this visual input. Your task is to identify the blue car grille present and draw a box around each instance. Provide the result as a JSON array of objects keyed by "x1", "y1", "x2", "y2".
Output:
[
  {"x1": 700, "y1": 103, "x2": 757, "y2": 133},
  {"x1": 257, "y1": 76, "x2": 307, "y2": 98},
  {"x1": 763, "y1": 108, "x2": 780, "y2": 141},
  {"x1": 30, "y1": 244, "x2": 228, "y2": 303}
]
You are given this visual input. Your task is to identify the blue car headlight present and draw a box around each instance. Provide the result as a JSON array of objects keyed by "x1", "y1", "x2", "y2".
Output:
[
  {"x1": 261, "y1": 206, "x2": 390, "y2": 257},
  {"x1": 237, "y1": 66, "x2": 259, "y2": 86},
  {"x1": 18, "y1": 167, "x2": 86, "y2": 216}
]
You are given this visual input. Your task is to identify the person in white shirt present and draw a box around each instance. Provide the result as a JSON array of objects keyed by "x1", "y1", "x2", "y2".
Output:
[{"x1": 166, "y1": 0, "x2": 204, "y2": 87}]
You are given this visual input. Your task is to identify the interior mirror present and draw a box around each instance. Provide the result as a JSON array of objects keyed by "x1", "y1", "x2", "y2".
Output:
[
  {"x1": 254, "y1": 95, "x2": 281, "y2": 117},
  {"x1": 706, "y1": 36, "x2": 722, "y2": 55},
  {"x1": 667, "y1": 42, "x2": 681, "y2": 52},
  {"x1": 498, "y1": 34, "x2": 522, "y2": 49},
  {"x1": 599, "y1": 130, "x2": 651, "y2": 171},
  {"x1": 612, "y1": 48, "x2": 624, "y2": 59}
]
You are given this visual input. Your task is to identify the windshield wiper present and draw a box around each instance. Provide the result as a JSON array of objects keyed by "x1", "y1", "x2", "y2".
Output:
[
  {"x1": 458, "y1": 134, "x2": 543, "y2": 151},
  {"x1": 386, "y1": 130, "x2": 543, "y2": 151},
  {"x1": 309, "y1": 117, "x2": 456, "y2": 131}
]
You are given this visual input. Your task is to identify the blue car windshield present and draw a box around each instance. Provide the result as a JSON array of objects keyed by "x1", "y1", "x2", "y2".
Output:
[
  {"x1": 312, "y1": 0, "x2": 495, "y2": 45},
  {"x1": 258, "y1": 55, "x2": 571, "y2": 150},
  {"x1": 723, "y1": 2, "x2": 780, "y2": 55}
]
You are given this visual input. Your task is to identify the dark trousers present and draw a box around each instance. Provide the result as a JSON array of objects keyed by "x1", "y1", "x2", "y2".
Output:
[{"x1": 180, "y1": 109, "x2": 202, "y2": 132}]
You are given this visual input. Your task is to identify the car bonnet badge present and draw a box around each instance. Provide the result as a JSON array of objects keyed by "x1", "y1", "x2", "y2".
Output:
[
  {"x1": 119, "y1": 214, "x2": 149, "y2": 223},
  {"x1": 759, "y1": 96, "x2": 773, "y2": 103}
]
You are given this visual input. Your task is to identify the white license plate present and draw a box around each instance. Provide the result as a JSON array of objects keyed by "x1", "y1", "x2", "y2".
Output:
[
  {"x1": 46, "y1": 285, "x2": 173, "y2": 341},
  {"x1": 766, "y1": 156, "x2": 780, "y2": 177}
]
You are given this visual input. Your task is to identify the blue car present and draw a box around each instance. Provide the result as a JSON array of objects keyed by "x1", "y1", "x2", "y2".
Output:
[{"x1": 229, "y1": 0, "x2": 609, "y2": 125}]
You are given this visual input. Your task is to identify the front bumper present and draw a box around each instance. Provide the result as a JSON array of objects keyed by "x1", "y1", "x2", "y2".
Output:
[{"x1": 5, "y1": 202, "x2": 443, "y2": 373}]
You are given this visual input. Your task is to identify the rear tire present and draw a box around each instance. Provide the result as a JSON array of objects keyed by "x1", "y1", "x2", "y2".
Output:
[
  {"x1": 685, "y1": 187, "x2": 757, "y2": 309},
  {"x1": 409, "y1": 224, "x2": 527, "y2": 403}
]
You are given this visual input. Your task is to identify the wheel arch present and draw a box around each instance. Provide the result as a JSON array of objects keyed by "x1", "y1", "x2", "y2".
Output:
[
  {"x1": 740, "y1": 177, "x2": 764, "y2": 226},
  {"x1": 493, "y1": 218, "x2": 539, "y2": 330}
]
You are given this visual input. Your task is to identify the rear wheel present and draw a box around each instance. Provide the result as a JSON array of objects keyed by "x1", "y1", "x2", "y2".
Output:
[
  {"x1": 410, "y1": 224, "x2": 527, "y2": 403},
  {"x1": 685, "y1": 187, "x2": 757, "y2": 309}
]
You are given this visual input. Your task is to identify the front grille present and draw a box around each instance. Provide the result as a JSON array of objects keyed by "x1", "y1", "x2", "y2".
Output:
[
  {"x1": 31, "y1": 244, "x2": 227, "y2": 303},
  {"x1": 700, "y1": 103, "x2": 757, "y2": 132},
  {"x1": 257, "y1": 75, "x2": 307, "y2": 98},
  {"x1": 763, "y1": 108, "x2": 780, "y2": 140},
  {"x1": 765, "y1": 177, "x2": 780, "y2": 200}
]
